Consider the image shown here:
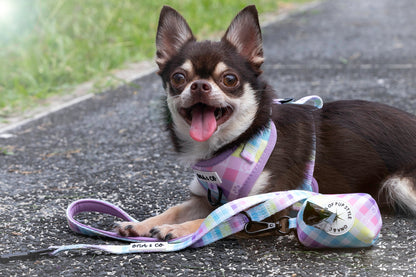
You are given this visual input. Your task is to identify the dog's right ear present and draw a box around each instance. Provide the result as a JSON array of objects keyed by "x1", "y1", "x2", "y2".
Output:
[{"x1": 156, "y1": 6, "x2": 195, "y2": 71}]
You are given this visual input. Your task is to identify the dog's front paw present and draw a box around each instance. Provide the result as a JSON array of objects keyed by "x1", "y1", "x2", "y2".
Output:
[
  {"x1": 149, "y1": 219, "x2": 204, "y2": 241},
  {"x1": 114, "y1": 221, "x2": 153, "y2": 237},
  {"x1": 113, "y1": 222, "x2": 192, "y2": 240},
  {"x1": 149, "y1": 224, "x2": 192, "y2": 241}
]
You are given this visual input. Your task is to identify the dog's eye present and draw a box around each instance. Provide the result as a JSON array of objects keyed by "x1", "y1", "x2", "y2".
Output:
[
  {"x1": 222, "y1": 74, "x2": 238, "y2": 87},
  {"x1": 171, "y1": 73, "x2": 186, "y2": 87}
]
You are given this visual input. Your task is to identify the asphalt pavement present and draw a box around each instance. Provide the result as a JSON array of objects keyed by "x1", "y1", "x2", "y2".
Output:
[{"x1": 1, "y1": 0, "x2": 416, "y2": 276}]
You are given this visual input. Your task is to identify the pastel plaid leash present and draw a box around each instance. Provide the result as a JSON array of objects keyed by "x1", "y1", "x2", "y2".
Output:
[
  {"x1": 46, "y1": 190, "x2": 381, "y2": 256},
  {"x1": 51, "y1": 190, "x2": 310, "y2": 255}
]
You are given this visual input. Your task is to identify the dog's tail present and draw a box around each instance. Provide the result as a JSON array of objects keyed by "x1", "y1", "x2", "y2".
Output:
[{"x1": 380, "y1": 172, "x2": 416, "y2": 215}]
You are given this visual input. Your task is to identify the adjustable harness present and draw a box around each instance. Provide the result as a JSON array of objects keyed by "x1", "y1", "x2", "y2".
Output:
[{"x1": 193, "y1": 96, "x2": 323, "y2": 206}]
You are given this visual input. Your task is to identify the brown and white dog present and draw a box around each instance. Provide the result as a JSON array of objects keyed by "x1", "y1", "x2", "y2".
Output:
[{"x1": 115, "y1": 5, "x2": 416, "y2": 240}]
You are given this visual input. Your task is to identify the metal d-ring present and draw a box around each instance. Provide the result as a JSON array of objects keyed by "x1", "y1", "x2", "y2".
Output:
[{"x1": 276, "y1": 216, "x2": 291, "y2": 235}]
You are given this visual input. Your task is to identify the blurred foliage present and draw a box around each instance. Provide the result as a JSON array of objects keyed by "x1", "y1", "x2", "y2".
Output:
[{"x1": 0, "y1": 0, "x2": 308, "y2": 118}]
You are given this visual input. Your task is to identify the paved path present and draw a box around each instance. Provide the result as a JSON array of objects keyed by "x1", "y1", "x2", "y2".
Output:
[{"x1": 1, "y1": 0, "x2": 415, "y2": 276}]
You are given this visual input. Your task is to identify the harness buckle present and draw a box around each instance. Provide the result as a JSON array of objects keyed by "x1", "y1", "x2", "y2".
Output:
[
  {"x1": 244, "y1": 215, "x2": 292, "y2": 235},
  {"x1": 207, "y1": 186, "x2": 223, "y2": 206},
  {"x1": 278, "y1": 98, "x2": 294, "y2": 104}
]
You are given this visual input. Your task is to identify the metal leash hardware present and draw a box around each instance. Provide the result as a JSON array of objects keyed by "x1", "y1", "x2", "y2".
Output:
[{"x1": 242, "y1": 212, "x2": 292, "y2": 235}]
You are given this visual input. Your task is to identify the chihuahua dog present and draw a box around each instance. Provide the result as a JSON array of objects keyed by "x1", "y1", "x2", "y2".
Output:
[{"x1": 115, "y1": 5, "x2": 416, "y2": 240}]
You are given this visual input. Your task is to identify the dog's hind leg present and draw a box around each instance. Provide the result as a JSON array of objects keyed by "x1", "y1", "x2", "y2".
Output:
[{"x1": 380, "y1": 167, "x2": 416, "y2": 215}]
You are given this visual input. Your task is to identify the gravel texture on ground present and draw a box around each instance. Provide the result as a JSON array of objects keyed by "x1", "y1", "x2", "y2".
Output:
[{"x1": 1, "y1": 0, "x2": 415, "y2": 276}]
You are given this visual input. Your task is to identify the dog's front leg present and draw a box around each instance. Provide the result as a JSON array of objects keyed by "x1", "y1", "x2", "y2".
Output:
[{"x1": 115, "y1": 195, "x2": 213, "y2": 240}]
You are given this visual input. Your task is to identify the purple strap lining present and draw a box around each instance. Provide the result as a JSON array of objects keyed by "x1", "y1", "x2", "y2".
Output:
[
  {"x1": 66, "y1": 199, "x2": 158, "y2": 242},
  {"x1": 311, "y1": 178, "x2": 319, "y2": 193},
  {"x1": 238, "y1": 121, "x2": 277, "y2": 198}
]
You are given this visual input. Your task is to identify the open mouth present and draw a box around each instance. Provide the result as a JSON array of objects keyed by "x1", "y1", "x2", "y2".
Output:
[{"x1": 179, "y1": 103, "x2": 233, "y2": 142}]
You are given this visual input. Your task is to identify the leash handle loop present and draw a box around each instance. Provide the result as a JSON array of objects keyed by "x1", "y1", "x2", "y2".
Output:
[{"x1": 66, "y1": 198, "x2": 158, "y2": 242}]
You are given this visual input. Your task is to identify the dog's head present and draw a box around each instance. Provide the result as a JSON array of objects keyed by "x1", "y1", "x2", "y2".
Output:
[{"x1": 156, "y1": 5, "x2": 272, "y2": 162}]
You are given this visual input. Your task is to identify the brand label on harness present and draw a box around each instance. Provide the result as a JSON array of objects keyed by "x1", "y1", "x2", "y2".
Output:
[
  {"x1": 194, "y1": 169, "x2": 222, "y2": 185},
  {"x1": 129, "y1": 242, "x2": 168, "y2": 252}
]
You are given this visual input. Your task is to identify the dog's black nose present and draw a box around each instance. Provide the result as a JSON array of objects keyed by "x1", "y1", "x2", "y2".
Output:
[{"x1": 190, "y1": 80, "x2": 212, "y2": 94}]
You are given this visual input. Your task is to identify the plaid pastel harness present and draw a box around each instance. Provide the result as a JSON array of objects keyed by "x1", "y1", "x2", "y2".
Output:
[
  {"x1": 192, "y1": 96, "x2": 322, "y2": 205},
  {"x1": 192, "y1": 121, "x2": 279, "y2": 205}
]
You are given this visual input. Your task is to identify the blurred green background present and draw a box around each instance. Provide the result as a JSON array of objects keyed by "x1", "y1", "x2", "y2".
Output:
[{"x1": 0, "y1": 0, "x2": 309, "y2": 120}]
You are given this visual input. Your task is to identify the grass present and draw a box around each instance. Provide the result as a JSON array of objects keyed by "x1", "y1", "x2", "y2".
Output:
[{"x1": 0, "y1": 0, "x2": 310, "y2": 120}]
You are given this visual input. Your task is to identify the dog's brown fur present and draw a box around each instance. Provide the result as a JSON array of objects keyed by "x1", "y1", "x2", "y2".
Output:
[{"x1": 115, "y1": 5, "x2": 416, "y2": 240}]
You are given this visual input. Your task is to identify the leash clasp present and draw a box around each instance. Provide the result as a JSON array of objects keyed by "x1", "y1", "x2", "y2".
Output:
[{"x1": 244, "y1": 214, "x2": 292, "y2": 235}]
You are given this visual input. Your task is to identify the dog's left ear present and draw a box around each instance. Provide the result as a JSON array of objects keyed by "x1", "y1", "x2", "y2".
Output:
[{"x1": 222, "y1": 5, "x2": 264, "y2": 72}]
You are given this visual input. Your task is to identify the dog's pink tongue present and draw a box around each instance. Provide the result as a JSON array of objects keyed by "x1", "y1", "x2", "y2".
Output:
[{"x1": 190, "y1": 105, "x2": 217, "y2": 142}]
